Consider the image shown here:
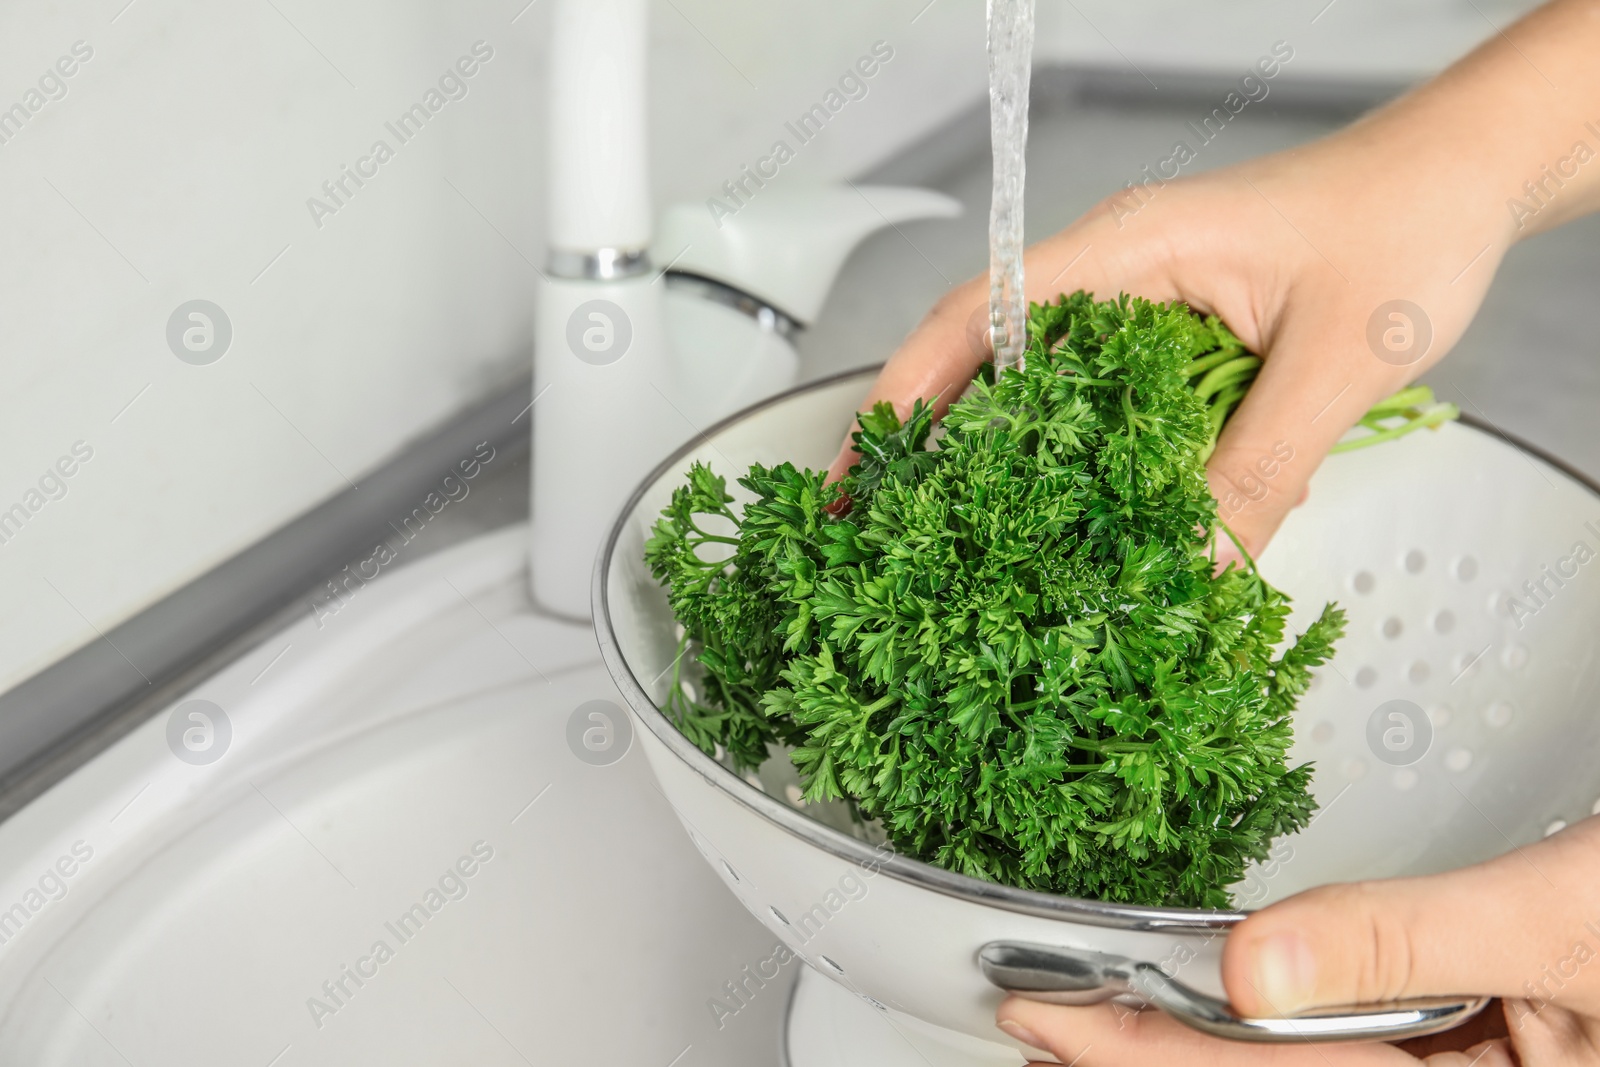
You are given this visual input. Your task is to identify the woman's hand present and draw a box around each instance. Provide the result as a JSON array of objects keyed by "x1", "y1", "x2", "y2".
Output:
[
  {"x1": 825, "y1": 140, "x2": 1506, "y2": 561},
  {"x1": 827, "y1": 0, "x2": 1600, "y2": 563},
  {"x1": 994, "y1": 815, "x2": 1600, "y2": 1065}
]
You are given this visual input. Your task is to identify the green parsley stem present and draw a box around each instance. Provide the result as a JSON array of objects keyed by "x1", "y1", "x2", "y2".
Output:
[{"x1": 1328, "y1": 403, "x2": 1460, "y2": 453}]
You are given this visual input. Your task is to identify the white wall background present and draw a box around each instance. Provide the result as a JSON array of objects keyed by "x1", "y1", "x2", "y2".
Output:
[{"x1": 0, "y1": 0, "x2": 1530, "y2": 696}]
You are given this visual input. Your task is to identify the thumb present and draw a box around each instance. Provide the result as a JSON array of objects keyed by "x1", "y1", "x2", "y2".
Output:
[
  {"x1": 823, "y1": 280, "x2": 991, "y2": 491},
  {"x1": 1222, "y1": 825, "x2": 1599, "y2": 1018}
]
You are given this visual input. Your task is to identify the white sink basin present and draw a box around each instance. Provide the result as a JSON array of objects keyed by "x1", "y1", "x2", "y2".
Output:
[{"x1": 0, "y1": 527, "x2": 789, "y2": 1065}]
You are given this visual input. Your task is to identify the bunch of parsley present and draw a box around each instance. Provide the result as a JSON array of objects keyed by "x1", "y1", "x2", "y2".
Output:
[{"x1": 645, "y1": 291, "x2": 1444, "y2": 908}]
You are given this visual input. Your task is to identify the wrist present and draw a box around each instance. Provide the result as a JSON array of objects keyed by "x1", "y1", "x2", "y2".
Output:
[{"x1": 1320, "y1": 106, "x2": 1521, "y2": 251}]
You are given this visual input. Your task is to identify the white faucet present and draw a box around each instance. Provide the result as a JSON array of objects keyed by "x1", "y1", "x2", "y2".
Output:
[{"x1": 529, "y1": 0, "x2": 960, "y2": 619}]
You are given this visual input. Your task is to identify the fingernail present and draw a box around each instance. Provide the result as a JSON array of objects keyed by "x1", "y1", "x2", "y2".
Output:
[
  {"x1": 823, "y1": 491, "x2": 853, "y2": 518},
  {"x1": 997, "y1": 1018, "x2": 1046, "y2": 1050},
  {"x1": 1251, "y1": 931, "x2": 1317, "y2": 1015}
]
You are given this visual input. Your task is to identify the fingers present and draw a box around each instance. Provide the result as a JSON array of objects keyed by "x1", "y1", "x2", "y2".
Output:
[
  {"x1": 1206, "y1": 313, "x2": 1401, "y2": 565},
  {"x1": 1424, "y1": 1041, "x2": 1518, "y2": 1067},
  {"x1": 1394, "y1": 998, "x2": 1507, "y2": 1057},
  {"x1": 1222, "y1": 819, "x2": 1600, "y2": 1018},
  {"x1": 1501, "y1": 997, "x2": 1600, "y2": 1064},
  {"x1": 995, "y1": 997, "x2": 1417, "y2": 1067},
  {"x1": 822, "y1": 209, "x2": 1140, "y2": 487},
  {"x1": 998, "y1": 828, "x2": 1600, "y2": 1064}
]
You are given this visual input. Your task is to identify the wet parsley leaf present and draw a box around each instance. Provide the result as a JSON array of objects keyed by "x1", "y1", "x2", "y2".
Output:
[{"x1": 645, "y1": 292, "x2": 1366, "y2": 908}]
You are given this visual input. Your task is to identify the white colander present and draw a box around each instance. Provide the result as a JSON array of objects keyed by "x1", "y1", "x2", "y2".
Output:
[{"x1": 595, "y1": 366, "x2": 1600, "y2": 1057}]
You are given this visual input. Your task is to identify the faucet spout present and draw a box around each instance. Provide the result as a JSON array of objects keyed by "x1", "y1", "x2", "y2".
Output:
[{"x1": 654, "y1": 185, "x2": 961, "y2": 326}]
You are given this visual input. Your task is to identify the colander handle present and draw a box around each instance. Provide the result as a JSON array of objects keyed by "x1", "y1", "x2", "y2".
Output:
[{"x1": 979, "y1": 941, "x2": 1488, "y2": 1044}]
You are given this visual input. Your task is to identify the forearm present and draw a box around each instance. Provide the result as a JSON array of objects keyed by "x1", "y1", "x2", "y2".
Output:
[{"x1": 1338, "y1": 0, "x2": 1600, "y2": 242}]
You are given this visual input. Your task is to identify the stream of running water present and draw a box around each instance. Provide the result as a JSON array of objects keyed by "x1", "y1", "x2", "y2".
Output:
[{"x1": 986, "y1": 0, "x2": 1036, "y2": 373}]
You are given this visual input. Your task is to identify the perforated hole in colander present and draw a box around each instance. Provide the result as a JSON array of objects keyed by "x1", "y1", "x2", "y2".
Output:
[{"x1": 1454, "y1": 650, "x2": 1487, "y2": 677}]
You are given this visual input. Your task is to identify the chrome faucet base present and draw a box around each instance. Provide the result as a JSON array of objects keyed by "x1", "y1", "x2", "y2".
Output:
[{"x1": 546, "y1": 246, "x2": 653, "y2": 280}]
